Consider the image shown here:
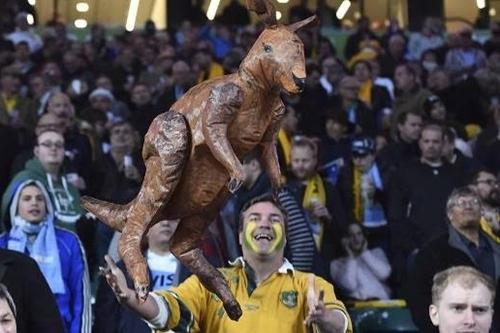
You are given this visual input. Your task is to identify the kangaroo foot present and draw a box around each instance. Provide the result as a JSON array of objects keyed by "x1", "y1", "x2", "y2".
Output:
[{"x1": 134, "y1": 282, "x2": 149, "y2": 302}]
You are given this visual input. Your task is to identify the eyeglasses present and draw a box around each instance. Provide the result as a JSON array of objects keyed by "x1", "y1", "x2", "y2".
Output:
[
  {"x1": 476, "y1": 179, "x2": 499, "y2": 186},
  {"x1": 454, "y1": 198, "x2": 480, "y2": 208},
  {"x1": 38, "y1": 141, "x2": 64, "y2": 150}
]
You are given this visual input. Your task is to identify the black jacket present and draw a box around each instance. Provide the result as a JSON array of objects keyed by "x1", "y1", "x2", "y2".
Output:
[
  {"x1": 406, "y1": 227, "x2": 500, "y2": 333},
  {"x1": 0, "y1": 249, "x2": 64, "y2": 333},
  {"x1": 475, "y1": 126, "x2": 500, "y2": 175},
  {"x1": 387, "y1": 161, "x2": 465, "y2": 254}
]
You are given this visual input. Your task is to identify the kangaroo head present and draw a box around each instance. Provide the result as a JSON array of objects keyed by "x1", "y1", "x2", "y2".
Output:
[{"x1": 241, "y1": 0, "x2": 317, "y2": 95}]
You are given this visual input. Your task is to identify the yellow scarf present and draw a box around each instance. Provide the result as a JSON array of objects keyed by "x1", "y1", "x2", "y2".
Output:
[
  {"x1": 2, "y1": 94, "x2": 18, "y2": 114},
  {"x1": 278, "y1": 129, "x2": 292, "y2": 167},
  {"x1": 480, "y1": 217, "x2": 500, "y2": 243},
  {"x1": 302, "y1": 174, "x2": 327, "y2": 250},
  {"x1": 353, "y1": 167, "x2": 363, "y2": 223},
  {"x1": 198, "y1": 62, "x2": 224, "y2": 83},
  {"x1": 358, "y1": 80, "x2": 373, "y2": 107}
]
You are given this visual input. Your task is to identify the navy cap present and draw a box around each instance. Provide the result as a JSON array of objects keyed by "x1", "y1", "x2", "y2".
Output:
[{"x1": 351, "y1": 136, "x2": 375, "y2": 155}]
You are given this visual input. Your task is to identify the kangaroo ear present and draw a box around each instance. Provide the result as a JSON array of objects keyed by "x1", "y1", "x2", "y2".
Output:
[
  {"x1": 287, "y1": 15, "x2": 318, "y2": 32},
  {"x1": 245, "y1": 0, "x2": 277, "y2": 26}
]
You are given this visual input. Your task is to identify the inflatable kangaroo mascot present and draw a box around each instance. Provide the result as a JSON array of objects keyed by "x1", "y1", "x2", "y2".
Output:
[{"x1": 82, "y1": 0, "x2": 316, "y2": 321}]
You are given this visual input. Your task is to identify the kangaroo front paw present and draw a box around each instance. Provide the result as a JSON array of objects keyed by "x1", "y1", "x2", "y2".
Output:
[
  {"x1": 224, "y1": 299, "x2": 243, "y2": 321},
  {"x1": 227, "y1": 177, "x2": 243, "y2": 193}
]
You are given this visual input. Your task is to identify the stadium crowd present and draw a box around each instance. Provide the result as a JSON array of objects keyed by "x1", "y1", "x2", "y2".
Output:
[{"x1": 0, "y1": 0, "x2": 499, "y2": 332}]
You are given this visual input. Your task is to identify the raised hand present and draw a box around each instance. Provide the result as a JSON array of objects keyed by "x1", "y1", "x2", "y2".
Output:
[
  {"x1": 305, "y1": 274, "x2": 326, "y2": 328},
  {"x1": 101, "y1": 255, "x2": 132, "y2": 304}
]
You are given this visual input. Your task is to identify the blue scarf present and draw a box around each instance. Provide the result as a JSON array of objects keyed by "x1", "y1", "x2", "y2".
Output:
[
  {"x1": 8, "y1": 216, "x2": 65, "y2": 294},
  {"x1": 7, "y1": 180, "x2": 66, "y2": 295}
]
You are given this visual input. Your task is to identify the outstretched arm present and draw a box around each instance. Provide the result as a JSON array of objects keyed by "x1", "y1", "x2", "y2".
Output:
[
  {"x1": 202, "y1": 83, "x2": 245, "y2": 193},
  {"x1": 101, "y1": 255, "x2": 160, "y2": 321},
  {"x1": 259, "y1": 101, "x2": 285, "y2": 189}
]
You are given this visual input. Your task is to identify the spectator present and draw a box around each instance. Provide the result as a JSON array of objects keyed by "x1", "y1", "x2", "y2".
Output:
[
  {"x1": 388, "y1": 124, "x2": 465, "y2": 285},
  {"x1": 474, "y1": 102, "x2": 500, "y2": 174},
  {"x1": 379, "y1": 34, "x2": 408, "y2": 78},
  {"x1": 92, "y1": 121, "x2": 143, "y2": 266},
  {"x1": 295, "y1": 61, "x2": 329, "y2": 138},
  {"x1": 426, "y1": 68, "x2": 486, "y2": 128},
  {"x1": 422, "y1": 94, "x2": 467, "y2": 140},
  {"x1": 11, "y1": 41, "x2": 34, "y2": 77},
  {"x1": 287, "y1": 137, "x2": 348, "y2": 263},
  {"x1": 429, "y1": 266, "x2": 494, "y2": 333},
  {"x1": 368, "y1": 58, "x2": 395, "y2": 100},
  {"x1": 5, "y1": 12, "x2": 42, "y2": 53},
  {"x1": 441, "y1": 126, "x2": 480, "y2": 177},
  {"x1": 0, "y1": 283, "x2": 17, "y2": 333},
  {"x1": 0, "y1": 180, "x2": 91, "y2": 333},
  {"x1": 408, "y1": 17, "x2": 444, "y2": 61},
  {"x1": 85, "y1": 88, "x2": 128, "y2": 129},
  {"x1": 445, "y1": 27, "x2": 487, "y2": 84},
  {"x1": 377, "y1": 110, "x2": 423, "y2": 183},
  {"x1": 392, "y1": 64, "x2": 432, "y2": 129},
  {"x1": 329, "y1": 76, "x2": 376, "y2": 136},
  {"x1": 484, "y1": 21, "x2": 500, "y2": 56},
  {"x1": 192, "y1": 41, "x2": 224, "y2": 83},
  {"x1": 102, "y1": 194, "x2": 353, "y2": 332},
  {"x1": 231, "y1": 151, "x2": 271, "y2": 221},
  {"x1": 352, "y1": 60, "x2": 391, "y2": 126},
  {"x1": 128, "y1": 83, "x2": 162, "y2": 137},
  {"x1": 319, "y1": 56, "x2": 345, "y2": 96},
  {"x1": 0, "y1": 66, "x2": 35, "y2": 134},
  {"x1": 344, "y1": 17, "x2": 378, "y2": 61},
  {"x1": 94, "y1": 219, "x2": 183, "y2": 333},
  {"x1": 156, "y1": 60, "x2": 195, "y2": 111},
  {"x1": 1, "y1": 130, "x2": 83, "y2": 231},
  {"x1": 0, "y1": 248, "x2": 64, "y2": 333},
  {"x1": 337, "y1": 136, "x2": 390, "y2": 252},
  {"x1": 28, "y1": 74, "x2": 56, "y2": 118},
  {"x1": 420, "y1": 49, "x2": 440, "y2": 78},
  {"x1": 470, "y1": 169, "x2": 500, "y2": 241},
  {"x1": 318, "y1": 110, "x2": 351, "y2": 185},
  {"x1": 407, "y1": 187, "x2": 500, "y2": 332},
  {"x1": 330, "y1": 223, "x2": 391, "y2": 300}
]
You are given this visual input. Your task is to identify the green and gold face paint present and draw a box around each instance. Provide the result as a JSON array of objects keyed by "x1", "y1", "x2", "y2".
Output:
[
  {"x1": 243, "y1": 218, "x2": 285, "y2": 254},
  {"x1": 269, "y1": 223, "x2": 284, "y2": 253},
  {"x1": 243, "y1": 220, "x2": 259, "y2": 252}
]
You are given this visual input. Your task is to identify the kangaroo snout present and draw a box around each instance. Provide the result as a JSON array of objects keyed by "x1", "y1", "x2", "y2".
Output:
[{"x1": 293, "y1": 74, "x2": 306, "y2": 91}]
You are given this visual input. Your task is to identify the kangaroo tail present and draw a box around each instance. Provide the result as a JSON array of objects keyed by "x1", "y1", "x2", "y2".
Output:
[{"x1": 81, "y1": 196, "x2": 130, "y2": 232}]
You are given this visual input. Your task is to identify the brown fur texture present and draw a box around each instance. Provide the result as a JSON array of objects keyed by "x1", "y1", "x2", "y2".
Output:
[{"x1": 82, "y1": 2, "x2": 316, "y2": 321}]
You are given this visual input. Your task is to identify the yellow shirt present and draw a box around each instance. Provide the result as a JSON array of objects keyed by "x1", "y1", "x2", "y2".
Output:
[{"x1": 153, "y1": 258, "x2": 352, "y2": 333}]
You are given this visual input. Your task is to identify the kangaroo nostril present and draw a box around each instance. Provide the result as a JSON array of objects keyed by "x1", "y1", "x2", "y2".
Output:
[{"x1": 293, "y1": 74, "x2": 306, "y2": 91}]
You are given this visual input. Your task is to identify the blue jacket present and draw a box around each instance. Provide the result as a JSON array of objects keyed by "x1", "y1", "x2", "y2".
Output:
[
  {"x1": 0, "y1": 178, "x2": 91, "y2": 333},
  {"x1": 0, "y1": 228, "x2": 91, "y2": 333}
]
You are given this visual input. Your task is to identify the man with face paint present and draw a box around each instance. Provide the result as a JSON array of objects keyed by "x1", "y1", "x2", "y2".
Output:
[{"x1": 101, "y1": 193, "x2": 352, "y2": 333}]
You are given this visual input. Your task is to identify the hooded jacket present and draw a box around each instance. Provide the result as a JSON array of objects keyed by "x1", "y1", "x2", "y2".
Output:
[
  {"x1": 0, "y1": 179, "x2": 91, "y2": 333},
  {"x1": 1, "y1": 158, "x2": 83, "y2": 231}
]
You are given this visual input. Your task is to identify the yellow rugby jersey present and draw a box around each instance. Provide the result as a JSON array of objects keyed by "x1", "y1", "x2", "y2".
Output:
[{"x1": 153, "y1": 258, "x2": 353, "y2": 333}]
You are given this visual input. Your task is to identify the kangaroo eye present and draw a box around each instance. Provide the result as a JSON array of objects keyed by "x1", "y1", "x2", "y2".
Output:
[{"x1": 263, "y1": 44, "x2": 272, "y2": 53}]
